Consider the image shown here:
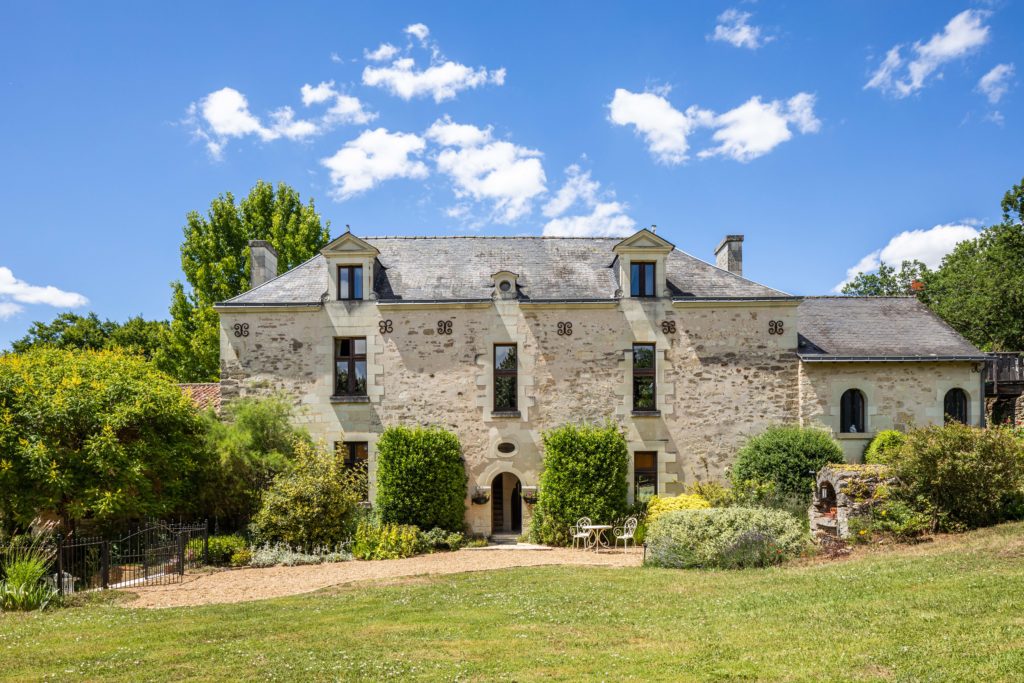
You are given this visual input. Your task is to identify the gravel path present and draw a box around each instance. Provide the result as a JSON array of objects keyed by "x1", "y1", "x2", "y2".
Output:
[{"x1": 125, "y1": 547, "x2": 642, "y2": 609}]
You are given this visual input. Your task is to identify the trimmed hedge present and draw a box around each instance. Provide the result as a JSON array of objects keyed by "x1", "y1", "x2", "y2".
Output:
[
  {"x1": 375, "y1": 426, "x2": 467, "y2": 532},
  {"x1": 865, "y1": 430, "x2": 906, "y2": 465},
  {"x1": 529, "y1": 422, "x2": 628, "y2": 546},
  {"x1": 732, "y1": 425, "x2": 844, "y2": 499},
  {"x1": 645, "y1": 507, "x2": 807, "y2": 569}
]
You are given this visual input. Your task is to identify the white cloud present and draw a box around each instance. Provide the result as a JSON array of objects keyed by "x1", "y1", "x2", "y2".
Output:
[
  {"x1": 542, "y1": 164, "x2": 600, "y2": 218},
  {"x1": 0, "y1": 302, "x2": 22, "y2": 320},
  {"x1": 188, "y1": 83, "x2": 376, "y2": 159},
  {"x1": 709, "y1": 9, "x2": 773, "y2": 50},
  {"x1": 425, "y1": 115, "x2": 493, "y2": 147},
  {"x1": 834, "y1": 223, "x2": 980, "y2": 291},
  {"x1": 364, "y1": 42, "x2": 399, "y2": 62},
  {"x1": 300, "y1": 81, "x2": 376, "y2": 125},
  {"x1": 0, "y1": 266, "x2": 88, "y2": 318},
  {"x1": 541, "y1": 165, "x2": 635, "y2": 237},
  {"x1": 978, "y1": 63, "x2": 1014, "y2": 104},
  {"x1": 430, "y1": 119, "x2": 546, "y2": 223},
  {"x1": 300, "y1": 81, "x2": 337, "y2": 106},
  {"x1": 608, "y1": 88, "x2": 711, "y2": 165},
  {"x1": 321, "y1": 128, "x2": 429, "y2": 200},
  {"x1": 363, "y1": 58, "x2": 505, "y2": 103},
  {"x1": 405, "y1": 23, "x2": 430, "y2": 43},
  {"x1": 865, "y1": 10, "x2": 990, "y2": 98},
  {"x1": 362, "y1": 23, "x2": 505, "y2": 102},
  {"x1": 699, "y1": 93, "x2": 821, "y2": 162},
  {"x1": 610, "y1": 88, "x2": 819, "y2": 164}
]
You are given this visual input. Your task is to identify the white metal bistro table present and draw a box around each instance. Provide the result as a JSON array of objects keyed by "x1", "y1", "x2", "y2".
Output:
[{"x1": 580, "y1": 524, "x2": 612, "y2": 552}]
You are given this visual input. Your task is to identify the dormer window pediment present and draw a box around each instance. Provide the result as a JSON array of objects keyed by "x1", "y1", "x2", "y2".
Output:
[
  {"x1": 613, "y1": 228, "x2": 674, "y2": 299},
  {"x1": 491, "y1": 270, "x2": 519, "y2": 300},
  {"x1": 323, "y1": 231, "x2": 378, "y2": 302}
]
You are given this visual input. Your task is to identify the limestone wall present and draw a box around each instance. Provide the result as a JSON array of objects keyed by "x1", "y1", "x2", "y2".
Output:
[
  {"x1": 219, "y1": 297, "x2": 981, "y2": 532},
  {"x1": 798, "y1": 361, "x2": 982, "y2": 461},
  {"x1": 219, "y1": 297, "x2": 799, "y2": 533}
]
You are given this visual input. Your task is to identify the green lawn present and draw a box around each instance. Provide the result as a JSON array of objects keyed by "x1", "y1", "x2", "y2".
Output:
[{"x1": 3, "y1": 524, "x2": 1024, "y2": 682}]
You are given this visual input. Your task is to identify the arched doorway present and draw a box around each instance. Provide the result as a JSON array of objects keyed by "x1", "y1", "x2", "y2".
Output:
[{"x1": 491, "y1": 472, "x2": 522, "y2": 536}]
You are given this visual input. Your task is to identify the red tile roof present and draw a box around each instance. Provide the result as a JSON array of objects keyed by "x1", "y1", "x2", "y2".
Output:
[{"x1": 178, "y1": 383, "x2": 221, "y2": 412}]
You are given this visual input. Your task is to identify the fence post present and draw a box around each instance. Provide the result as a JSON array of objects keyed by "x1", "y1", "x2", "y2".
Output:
[
  {"x1": 101, "y1": 540, "x2": 110, "y2": 590},
  {"x1": 203, "y1": 519, "x2": 210, "y2": 566},
  {"x1": 56, "y1": 533, "x2": 64, "y2": 596},
  {"x1": 177, "y1": 532, "x2": 185, "y2": 576}
]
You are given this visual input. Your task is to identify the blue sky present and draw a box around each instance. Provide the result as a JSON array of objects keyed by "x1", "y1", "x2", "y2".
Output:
[{"x1": 1, "y1": 1, "x2": 1021, "y2": 349}]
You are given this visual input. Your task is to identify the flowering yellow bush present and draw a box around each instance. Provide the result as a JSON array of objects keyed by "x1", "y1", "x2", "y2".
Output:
[{"x1": 646, "y1": 494, "x2": 710, "y2": 523}]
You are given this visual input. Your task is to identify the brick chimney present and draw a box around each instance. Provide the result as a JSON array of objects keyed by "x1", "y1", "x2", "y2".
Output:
[
  {"x1": 714, "y1": 235, "x2": 743, "y2": 276},
  {"x1": 249, "y1": 240, "x2": 278, "y2": 288}
]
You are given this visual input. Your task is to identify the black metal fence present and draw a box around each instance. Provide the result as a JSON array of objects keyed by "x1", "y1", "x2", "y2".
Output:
[{"x1": 54, "y1": 521, "x2": 208, "y2": 595}]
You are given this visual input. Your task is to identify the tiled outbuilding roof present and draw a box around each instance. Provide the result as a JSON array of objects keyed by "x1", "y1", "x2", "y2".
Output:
[
  {"x1": 179, "y1": 383, "x2": 222, "y2": 411},
  {"x1": 219, "y1": 236, "x2": 788, "y2": 306},
  {"x1": 797, "y1": 297, "x2": 986, "y2": 361}
]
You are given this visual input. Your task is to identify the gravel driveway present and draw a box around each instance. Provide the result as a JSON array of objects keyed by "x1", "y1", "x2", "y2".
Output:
[{"x1": 125, "y1": 547, "x2": 642, "y2": 608}]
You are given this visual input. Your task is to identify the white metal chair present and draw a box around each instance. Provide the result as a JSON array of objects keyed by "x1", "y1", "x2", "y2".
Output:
[
  {"x1": 570, "y1": 516, "x2": 592, "y2": 549},
  {"x1": 613, "y1": 517, "x2": 638, "y2": 553}
]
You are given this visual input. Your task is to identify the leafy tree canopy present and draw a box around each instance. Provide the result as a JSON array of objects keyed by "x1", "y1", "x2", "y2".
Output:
[
  {"x1": 920, "y1": 177, "x2": 1024, "y2": 351},
  {"x1": 158, "y1": 181, "x2": 331, "y2": 381},
  {"x1": 0, "y1": 348, "x2": 209, "y2": 533},
  {"x1": 10, "y1": 312, "x2": 168, "y2": 362},
  {"x1": 841, "y1": 260, "x2": 930, "y2": 297}
]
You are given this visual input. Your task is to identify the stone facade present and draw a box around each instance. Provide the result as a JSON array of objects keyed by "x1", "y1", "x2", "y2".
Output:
[{"x1": 216, "y1": 229, "x2": 987, "y2": 536}]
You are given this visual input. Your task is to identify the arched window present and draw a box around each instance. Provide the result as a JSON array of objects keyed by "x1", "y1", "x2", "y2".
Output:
[
  {"x1": 840, "y1": 389, "x2": 866, "y2": 433},
  {"x1": 944, "y1": 388, "x2": 968, "y2": 424}
]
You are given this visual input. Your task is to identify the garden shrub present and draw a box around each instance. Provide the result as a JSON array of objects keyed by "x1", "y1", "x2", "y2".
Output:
[
  {"x1": 529, "y1": 422, "x2": 628, "y2": 546},
  {"x1": 375, "y1": 426, "x2": 467, "y2": 532},
  {"x1": 644, "y1": 507, "x2": 808, "y2": 569},
  {"x1": 229, "y1": 547, "x2": 253, "y2": 567},
  {"x1": 0, "y1": 348, "x2": 209, "y2": 532},
  {"x1": 646, "y1": 494, "x2": 710, "y2": 524},
  {"x1": 351, "y1": 519, "x2": 421, "y2": 560},
  {"x1": 889, "y1": 423, "x2": 1024, "y2": 531},
  {"x1": 686, "y1": 481, "x2": 734, "y2": 507},
  {"x1": 732, "y1": 425, "x2": 844, "y2": 499},
  {"x1": 250, "y1": 440, "x2": 366, "y2": 547},
  {"x1": 249, "y1": 543, "x2": 350, "y2": 568},
  {"x1": 0, "y1": 534, "x2": 59, "y2": 612},
  {"x1": 864, "y1": 430, "x2": 906, "y2": 465},
  {"x1": 847, "y1": 499, "x2": 931, "y2": 543},
  {"x1": 206, "y1": 534, "x2": 247, "y2": 566},
  {"x1": 418, "y1": 527, "x2": 465, "y2": 552},
  {"x1": 198, "y1": 395, "x2": 310, "y2": 529}
]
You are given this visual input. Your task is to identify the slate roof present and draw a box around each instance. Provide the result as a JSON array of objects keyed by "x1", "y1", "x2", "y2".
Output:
[
  {"x1": 219, "y1": 236, "x2": 788, "y2": 305},
  {"x1": 797, "y1": 297, "x2": 986, "y2": 361}
]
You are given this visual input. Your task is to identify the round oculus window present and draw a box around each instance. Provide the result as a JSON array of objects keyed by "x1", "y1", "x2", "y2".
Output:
[
  {"x1": 497, "y1": 441, "x2": 516, "y2": 454},
  {"x1": 498, "y1": 280, "x2": 512, "y2": 292}
]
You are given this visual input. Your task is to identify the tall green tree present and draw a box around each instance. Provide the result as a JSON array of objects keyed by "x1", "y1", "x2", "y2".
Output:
[
  {"x1": 920, "y1": 178, "x2": 1024, "y2": 351},
  {"x1": 157, "y1": 181, "x2": 331, "y2": 381},
  {"x1": 10, "y1": 312, "x2": 168, "y2": 361},
  {"x1": 842, "y1": 260, "x2": 930, "y2": 297},
  {"x1": 0, "y1": 348, "x2": 209, "y2": 533}
]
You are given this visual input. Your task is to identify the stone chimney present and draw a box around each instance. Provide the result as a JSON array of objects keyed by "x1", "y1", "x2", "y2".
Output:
[
  {"x1": 714, "y1": 235, "x2": 744, "y2": 276},
  {"x1": 249, "y1": 240, "x2": 278, "y2": 288}
]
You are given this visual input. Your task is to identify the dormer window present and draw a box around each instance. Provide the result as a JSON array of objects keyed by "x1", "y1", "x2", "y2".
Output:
[
  {"x1": 630, "y1": 262, "x2": 656, "y2": 297},
  {"x1": 491, "y1": 270, "x2": 519, "y2": 300},
  {"x1": 338, "y1": 265, "x2": 363, "y2": 300}
]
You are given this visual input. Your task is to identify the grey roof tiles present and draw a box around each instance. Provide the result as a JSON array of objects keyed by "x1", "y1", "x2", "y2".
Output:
[{"x1": 797, "y1": 297, "x2": 985, "y2": 360}]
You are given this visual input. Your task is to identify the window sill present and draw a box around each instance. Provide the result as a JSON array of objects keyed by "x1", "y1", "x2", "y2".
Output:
[
  {"x1": 837, "y1": 432, "x2": 873, "y2": 440},
  {"x1": 631, "y1": 410, "x2": 661, "y2": 417},
  {"x1": 491, "y1": 410, "x2": 522, "y2": 419},
  {"x1": 331, "y1": 395, "x2": 370, "y2": 404}
]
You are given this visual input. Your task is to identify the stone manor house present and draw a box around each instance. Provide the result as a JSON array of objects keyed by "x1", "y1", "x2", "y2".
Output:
[{"x1": 214, "y1": 228, "x2": 988, "y2": 536}]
